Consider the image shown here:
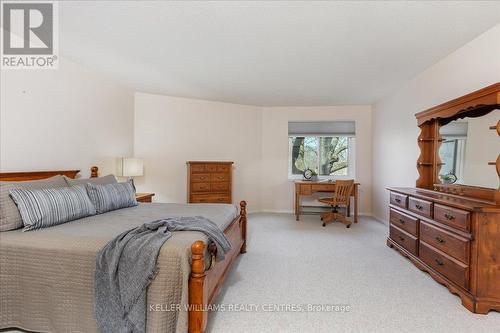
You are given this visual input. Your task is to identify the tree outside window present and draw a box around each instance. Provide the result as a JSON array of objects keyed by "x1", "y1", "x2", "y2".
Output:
[{"x1": 290, "y1": 136, "x2": 353, "y2": 177}]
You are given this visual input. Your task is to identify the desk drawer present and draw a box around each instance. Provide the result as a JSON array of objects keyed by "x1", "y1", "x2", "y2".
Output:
[
  {"x1": 390, "y1": 226, "x2": 418, "y2": 256},
  {"x1": 390, "y1": 192, "x2": 407, "y2": 209},
  {"x1": 299, "y1": 184, "x2": 312, "y2": 195},
  {"x1": 434, "y1": 204, "x2": 470, "y2": 232},
  {"x1": 419, "y1": 242, "x2": 469, "y2": 289},
  {"x1": 408, "y1": 197, "x2": 432, "y2": 218},
  {"x1": 389, "y1": 208, "x2": 418, "y2": 236},
  {"x1": 312, "y1": 184, "x2": 335, "y2": 192},
  {"x1": 420, "y1": 221, "x2": 469, "y2": 263}
]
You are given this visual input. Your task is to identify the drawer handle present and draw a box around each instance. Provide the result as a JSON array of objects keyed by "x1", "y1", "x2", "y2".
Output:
[
  {"x1": 444, "y1": 213, "x2": 455, "y2": 220},
  {"x1": 217, "y1": 198, "x2": 224, "y2": 202},
  {"x1": 395, "y1": 198, "x2": 401, "y2": 203},
  {"x1": 200, "y1": 186, "x2": 206, "y2": 189},
  {"x1": 435, "y1": 258, "x2": 444, "y2": 266},
  {"x1": 218, "y1": 176, "x2": 224, "y2": 180},
  {"x1": 398, "y1": 236, "x2": 405, "y2": 242},
  {"x1": 398, "y1": 218, "x2": 405, "y2": 224},
  {"x1": 435, "y1": 236, "x2": 446, "y2": 244},
  {"x1": 415, "y1": 204, "x2": 423, "y2": 210},
  {"x1": 200, "y1": 176, "x2": 206, "y2": 180}
]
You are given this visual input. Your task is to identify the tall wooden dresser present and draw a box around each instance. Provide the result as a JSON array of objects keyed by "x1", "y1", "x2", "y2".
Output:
[
  {"x1": 187, "y1": 161, "x2": 233, "y2": 204},
  {"x1": 387, "y1": 84, "x2": 500, "y2": 314}
]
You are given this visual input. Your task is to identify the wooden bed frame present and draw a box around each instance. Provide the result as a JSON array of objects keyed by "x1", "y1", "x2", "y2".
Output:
[{"x1": 0, "y1": 166, "x2": 247, "y2": 333}]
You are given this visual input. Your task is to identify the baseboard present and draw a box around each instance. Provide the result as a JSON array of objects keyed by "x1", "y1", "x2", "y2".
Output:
[
  {"x1": 371, "y1": 214, "x2": 388, "y2": 224},
  {"x1": 256, "y1": 209, "x2": 373, "y2": 216}
]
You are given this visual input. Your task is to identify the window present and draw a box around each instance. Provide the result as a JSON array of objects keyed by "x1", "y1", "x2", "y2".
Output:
[
  {"x1": 439, "y1": 137, "x2": 466, "y2": 183},
  {"x1": 288, "y1": 121, "x2": 356, "y2": 179}
]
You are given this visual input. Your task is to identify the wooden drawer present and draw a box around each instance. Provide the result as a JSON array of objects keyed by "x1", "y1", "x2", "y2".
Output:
[
  {"x1": 434, "y1": 204, "x2": 470, "y2": 232},
  {"x1": 211, "y1": 173, "x2": 229, "y2": 182},
  {"x1": 217, "y1": 164, "x2": 231, "y2": 172},
  {"x1": 389, "y1": 208, "x2": 418, "y2": 236},
  {"x1": 419, "y1": 242, "x2": 469, "y2": 289},
  {"x1": 312, "y1": 184, "x2": 334, "y2": 192},
  {"x1": 190, "y1": 164, "x2": 205, "y2": 173},
  {"x1": 191, "y1": 194, "x2": 231, "y2": 204},
  {"x1": 408, "y1": 197, "x2": 432, "y2": 218},
  {"x1": 390, "y1": 226, "x2": 418, "y2": 256},
  {"x1": 205, "y1": 164, "x2": 217, "y2": 172},
  {"x1": 299, "y1": 184, "x2": 312, "y2": 195},
  {"x1": 390, "y1": 192, "x2": 407, "y2": 209},
  {"x1": 191, "y1": 173, "x2": 210, "y2": 182},
  {"x1": 211, "y1": 182, "x2": 230, "y2": 192},
  {"x1": 420, "y1": 221, "x2": 469, "y2": 263},
  {"x1": 191, "y1": 182, "x2": 210, "y2": 193}
]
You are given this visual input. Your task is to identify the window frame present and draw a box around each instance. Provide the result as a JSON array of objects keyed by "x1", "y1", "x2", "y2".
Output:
[{"x1": 287, "y1": 135, "x2": 356, "y2": 180}]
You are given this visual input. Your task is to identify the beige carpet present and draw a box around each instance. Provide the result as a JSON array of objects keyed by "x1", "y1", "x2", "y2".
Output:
[
  {"x1": 206, "y1": 213, "x2": 500, "y2": 333},
  {"x1": 3, "y1": 213, "x2": 499, "y2": 333}
]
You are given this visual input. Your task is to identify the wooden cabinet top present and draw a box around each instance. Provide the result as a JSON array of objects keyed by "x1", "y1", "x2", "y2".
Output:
[{"x1": 387, "y1": 187, "x2": 500, "y2": 212}]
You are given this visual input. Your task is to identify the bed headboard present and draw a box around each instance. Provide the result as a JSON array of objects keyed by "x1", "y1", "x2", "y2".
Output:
[{"x1": 0, "y1": 169, "x2": 80, "y2": 182}]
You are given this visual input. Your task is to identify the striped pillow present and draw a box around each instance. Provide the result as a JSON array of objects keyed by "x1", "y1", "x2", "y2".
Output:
[
  {"x1": 0, "y1": 175, "x2": 68, "y2": 232},
  {"x1": 86, "y1": 181, "x2": 137, "y2": 214},
  {"x1": 9, "y1": 185, "x2": 97, "y2": 231}
]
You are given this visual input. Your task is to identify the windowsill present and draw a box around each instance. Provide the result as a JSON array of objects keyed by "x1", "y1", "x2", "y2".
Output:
[{"x1": 288, "y1": 175, "x2": 355, "y2": 182}]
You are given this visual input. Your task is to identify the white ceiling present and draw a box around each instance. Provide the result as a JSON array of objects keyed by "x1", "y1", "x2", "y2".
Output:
[{"x1": 60, "y1": 1, "x2": 500, "y2": 106}]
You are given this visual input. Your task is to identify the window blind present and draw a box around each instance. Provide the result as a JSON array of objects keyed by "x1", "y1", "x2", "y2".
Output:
[{"x1": 288, "y1": 121, "x2": 356, "y2": 136}]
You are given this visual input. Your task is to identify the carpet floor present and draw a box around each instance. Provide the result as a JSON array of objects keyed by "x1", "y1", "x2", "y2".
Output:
[{"x1": 206, "y1": 213, "x2": 500, "y2": 333}]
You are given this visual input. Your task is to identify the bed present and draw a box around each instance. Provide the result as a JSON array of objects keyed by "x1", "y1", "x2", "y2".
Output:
[{"x1": 0, "y1": 167, "x2": 247, "y2": 333}]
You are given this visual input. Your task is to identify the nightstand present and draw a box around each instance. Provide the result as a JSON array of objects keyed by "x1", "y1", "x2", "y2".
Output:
[{"x1": 135, "y1": 192, "x2": 155, "y2": 203}]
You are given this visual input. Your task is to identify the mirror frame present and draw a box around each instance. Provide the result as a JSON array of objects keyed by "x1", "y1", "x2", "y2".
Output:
[{"x1": 414, "y1": 83, "x2": 500, "y2": 204}]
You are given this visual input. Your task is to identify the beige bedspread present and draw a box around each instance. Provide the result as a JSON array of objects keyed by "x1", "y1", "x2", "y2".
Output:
[{"x1": 0, "y1": 203, "x2": 238, "y2": 333}]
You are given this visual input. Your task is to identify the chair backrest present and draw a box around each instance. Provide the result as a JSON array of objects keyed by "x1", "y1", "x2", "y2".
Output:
[{"x1": 331, "y1": 180, "x2": 354, "y2": 206}]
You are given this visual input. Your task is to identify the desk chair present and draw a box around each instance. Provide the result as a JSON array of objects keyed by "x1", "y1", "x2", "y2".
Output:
[{"x1": 318, "y1": 180, "x2": 354, "y2": 228}]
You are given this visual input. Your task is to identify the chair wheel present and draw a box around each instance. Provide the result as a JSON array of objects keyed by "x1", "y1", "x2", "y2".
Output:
[
  {"x1": 322, "y1": 223, "x2": 326, "y2": 227},
  {"x1": 346, "y1": 224, "x2": 351, "y2": 228},
  {"x1": 320, "y1": 217, "x2": 323, "y2": 221}
]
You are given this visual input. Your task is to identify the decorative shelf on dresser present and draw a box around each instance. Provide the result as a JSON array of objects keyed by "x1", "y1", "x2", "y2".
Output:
[
  {"x1": 187, "y1": 161, "x2": 233, "y2": 204},
  {"x1": 387, "y1": 187, "x2": 500, "y2": 314}
]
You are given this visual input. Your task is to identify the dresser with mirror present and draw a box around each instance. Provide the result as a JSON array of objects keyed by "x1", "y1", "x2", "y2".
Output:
[{"x1": 387, "y1": 83, "x2": 500, "y2": 314}]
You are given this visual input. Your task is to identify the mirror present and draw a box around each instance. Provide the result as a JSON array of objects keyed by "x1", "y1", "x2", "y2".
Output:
[{"x1": 438, "y1": 109, "x2": 499, "y2": 189}]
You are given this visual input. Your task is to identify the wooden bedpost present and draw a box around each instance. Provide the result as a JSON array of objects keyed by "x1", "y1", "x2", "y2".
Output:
[
  {"x1": 90, "y1": 166, "x2": 98, "y2": 178},
  {"x1": 239, "y1": 201, "x2": 247, "y2": 253},
  {"x1": 189, "y1": 240, "x2": 207, "y2": 333}
]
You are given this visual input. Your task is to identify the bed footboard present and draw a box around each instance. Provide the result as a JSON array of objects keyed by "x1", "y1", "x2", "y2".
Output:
[{"x1": 188, "y1": 201, "x2": 247, "y2": 333}]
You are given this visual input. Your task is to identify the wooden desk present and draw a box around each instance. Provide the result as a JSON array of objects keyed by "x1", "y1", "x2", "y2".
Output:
[{"x1": 295, "y1": 181, "x2": 359, "y2": 223}]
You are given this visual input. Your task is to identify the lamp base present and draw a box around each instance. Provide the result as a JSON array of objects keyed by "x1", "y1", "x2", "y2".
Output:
[{"x1": 128, "y1": 177, "x2": 136, "y2": 192}]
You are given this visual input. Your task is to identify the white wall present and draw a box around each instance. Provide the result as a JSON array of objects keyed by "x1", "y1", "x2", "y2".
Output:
[
  {"x1": 372, "y1": 24, "x2": 500, "y2": 222},
  {"x1": 134, "y1": 93, "x2": 263, "y2": 212},
  {"x1": 261, "y1": 106, "x2": 373, "y2": 214},
  {"x1": 0, "y1": 58, "x2": 135, "y2": 177}
]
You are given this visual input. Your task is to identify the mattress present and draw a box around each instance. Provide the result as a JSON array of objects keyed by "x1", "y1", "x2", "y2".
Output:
[{"x1": 0, "y1": 202, "x2": 238, "y2": 333}]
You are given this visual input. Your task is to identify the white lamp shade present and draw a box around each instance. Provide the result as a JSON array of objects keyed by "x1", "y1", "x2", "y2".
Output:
[{"x1": 117, "y1": 158, "x2": 144, "y2": 177}]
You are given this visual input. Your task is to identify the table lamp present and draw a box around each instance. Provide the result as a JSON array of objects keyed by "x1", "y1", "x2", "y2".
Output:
[{"x1": 116, "y1": 157, "x2": 143, "y2": 189}]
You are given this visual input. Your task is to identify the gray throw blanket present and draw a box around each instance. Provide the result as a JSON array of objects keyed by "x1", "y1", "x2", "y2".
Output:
[{"x1": 94, "y1": 216, "x2": 231, "y2": 333}]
